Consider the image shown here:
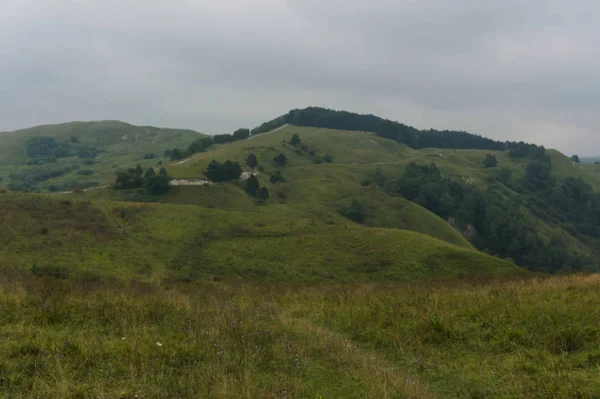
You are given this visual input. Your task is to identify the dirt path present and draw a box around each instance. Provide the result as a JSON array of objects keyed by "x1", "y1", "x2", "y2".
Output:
[{"x1": 54, "y1": 185, "x2": 110, "y2": 195}]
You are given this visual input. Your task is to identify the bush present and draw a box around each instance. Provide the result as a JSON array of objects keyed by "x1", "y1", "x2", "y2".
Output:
[
  {"x1": 323, "y1": 154, "x2": 333, "y2": 163},
  {"x1": 484, "y1": 154, "x2": 498, "y2": 168},
  {"x1": 270, "y1": 171, "x2": 285, "y2": 183},
  {"x1": 339, "y1": 199, "x2": 366, "y2": 223},
  {"x1": 76, "y1": 169, "x2": 95, "y2": 176}
]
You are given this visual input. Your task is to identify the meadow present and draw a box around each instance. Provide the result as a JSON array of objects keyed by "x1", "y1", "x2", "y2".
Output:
[{"x1": 1, "y1": 271, "x2": 599, "y2": 398}]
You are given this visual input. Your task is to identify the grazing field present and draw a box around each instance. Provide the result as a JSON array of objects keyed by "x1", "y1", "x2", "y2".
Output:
[{"x1": 0, "y1": 272, "x2": 598, "y2": 398}]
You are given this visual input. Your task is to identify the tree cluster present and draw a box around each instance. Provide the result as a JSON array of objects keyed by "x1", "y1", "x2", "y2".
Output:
[
  {"x1": 26, "y1": 136, "x2": 99, "y2": 164},
  {"x1": 244, "y1": 175, "x2": 270, "y2": 200},
  {"x1": 205, "y1": 160, "x2": 242, "y2": 182},
  {"x1": 166, "y1": 128, "x2": 252, "y2": 162},
  {"x1": 115, "y1": 164, "x2": 170, "y2": 195},
  {"x1": 382, "y1": 162, "x2": 584, "y2": 273}
]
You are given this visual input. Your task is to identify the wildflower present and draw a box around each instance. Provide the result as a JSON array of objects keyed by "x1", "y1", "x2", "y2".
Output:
[{"x1": 156, "y1": 342, "x2": 163, "y2": 347}]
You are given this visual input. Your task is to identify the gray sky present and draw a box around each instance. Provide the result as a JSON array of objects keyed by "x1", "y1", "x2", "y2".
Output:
[{"x1": 1, "y1": 0, "x2": 599, "y2": 155}]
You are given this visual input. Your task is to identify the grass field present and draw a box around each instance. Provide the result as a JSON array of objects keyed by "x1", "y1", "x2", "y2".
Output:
[{"x1": 0, "y1": 271, "x2": 598, "y2": 398}]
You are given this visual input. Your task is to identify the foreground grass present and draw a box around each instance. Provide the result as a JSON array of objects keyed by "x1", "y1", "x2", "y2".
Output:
[{"x1": 1, "y1": 272, "x2": 599, "y2": 398}]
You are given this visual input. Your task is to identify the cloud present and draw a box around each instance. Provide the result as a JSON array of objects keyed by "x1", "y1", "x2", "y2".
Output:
[{"x1": 0, "y1": 0, "x2": 599, "y2": 154}]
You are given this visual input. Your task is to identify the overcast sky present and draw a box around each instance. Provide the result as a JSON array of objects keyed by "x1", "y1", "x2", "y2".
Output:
[{"x1": 1, "y1": 0, "x2": 599, "y2": 154}]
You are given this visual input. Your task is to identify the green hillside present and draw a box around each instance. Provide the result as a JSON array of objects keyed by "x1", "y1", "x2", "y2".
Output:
[
  {"x1": 154, "y1": 124, "x2": 600, "y2": 273},
  {"x1": 0, "y1": 121, "x2": 203, "y2": 192},
  {"x1": 0, "y1": 192, "x2": 518, "y2": 283}
]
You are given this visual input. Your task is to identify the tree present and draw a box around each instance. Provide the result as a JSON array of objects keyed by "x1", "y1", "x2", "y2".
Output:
[
  {"x1": 273, "y1": 153, "x2": 288, "y2": 167},
  {"x1": 571, "y1": 155, "x2": 581, "y2": 163},
  {"x1": 144, "y1": 167, "x2": 156, "y2": 179},
  {"x1": 159, "y1": 167, "x2": 168, "y2": 177},
  {"x1": 233, "y1": 128, "x2": 250, "y2": 141},
  {"x1": 146, "y1": 174, "x2": 170, "y2": 195},
  {"x1": 170, "y1": 148, "x2": 183, "y2": 161},
  {"x1": 290, "y1": 134, "x2": 301, "y2": 146},
  {"x1": 246, "y1": 153, "x2": 258, "y2": 169},
  {"x1": 259, "y1": 187, "x2": 270, "y2": 200},
  {"x1": 245, "y1": 175, "x2": 260, "y2": 197},
  {"x1": 133, "y1": 164, "x2": 144, "y2": 187},
  {"x1": 323, "y1": 154, "x2": 333, "y2": 163},
  {"x1": 484, "y1": 154, "x2": 498, "y2": 168}
]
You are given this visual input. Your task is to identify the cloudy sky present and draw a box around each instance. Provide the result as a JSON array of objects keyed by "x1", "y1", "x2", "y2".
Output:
[{"x1": 1, "y1": 0, "x2": 598, "y2": 154}]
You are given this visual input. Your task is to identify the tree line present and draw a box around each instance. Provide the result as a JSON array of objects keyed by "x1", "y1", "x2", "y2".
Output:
[
  {"x1": 164, "y1": 129, "x2": 251, "y2": 162},
  {"x1": 252, "y1": 107, "x2": 540, "y2": 152}
]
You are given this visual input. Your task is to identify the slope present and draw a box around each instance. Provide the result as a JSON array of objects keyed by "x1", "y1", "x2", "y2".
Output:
[
  {"x1": 0, "y1": 120, "x2": 203, "y2": 192},
  {"x1": 0, "y1": 192, "x2": 519, "y2": 282}
]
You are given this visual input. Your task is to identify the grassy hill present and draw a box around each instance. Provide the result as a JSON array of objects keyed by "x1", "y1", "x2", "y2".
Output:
[
  {"x1": 0, "y1": 192, "x2": 518, "y2": 283},
  {"x1": 149, "y1": 124, "x2": 600, "y2": 272},
  {"x1": 0, "y1": 120, "x2": 203, "y2": 192}
]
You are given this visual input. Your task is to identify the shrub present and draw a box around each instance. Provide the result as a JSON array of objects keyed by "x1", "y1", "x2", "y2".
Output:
[
  {"x1": 339, "y1": 199, "x2": 366, "y2": 223},
  {"x1": 270, "y1": 171, "x2": 285, "y2": 183}
]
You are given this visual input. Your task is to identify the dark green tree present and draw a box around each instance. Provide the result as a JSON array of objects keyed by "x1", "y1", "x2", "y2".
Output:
[
  {"x1": 233, "y1": 128, "x2": 250, "y2": 140},
  {"x1": 170, "y1": 148, "x2": 183, "y2": 161},
  {"x1": 245, "y1": 175, "x2": 260, "y2": 197},
  {"x1": 246, "y1": 153, "x2": 258, "y2": 169},
  {"x1": 571, "y1": 154, "x2": 581, "y2": 163},
  {"x1": 144, "y1": 167, "x2": 156, "y2": 179},
  {"x1": 146, "y1": 174, "x2": 170, "y2": 195},
  {"x1": 290, "y1": 134, "x2": 301, "y2": 146},
  {"x1": 273, "y1": 153, "x2": 288, "y2": 167},
  {"x1": 259, "y1": 187, "x2": 270, "y2": 200}
]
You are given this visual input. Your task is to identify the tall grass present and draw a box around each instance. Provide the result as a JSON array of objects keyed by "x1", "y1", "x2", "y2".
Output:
[{"x1": 0, "y1": 271, "x2": 599, "y2": 398}]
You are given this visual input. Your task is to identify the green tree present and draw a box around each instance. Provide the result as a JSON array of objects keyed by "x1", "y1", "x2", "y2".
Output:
[
  {"x1": 290, "y1": 134, "x2": 301, "y2": 146},
  {"x1": 259, "y1": 187, "x2": 270, "y2": 200},
  {"x1": 571, "y1": 154, "x2": 581, "y2": 163},
  {"x1": 246, "y1": 153, "x2": 258, "y2": 169},
  {"x1": 245, "y1": 175, "x2": 260, "y2": 197},
  {"x1": 146, "y1": 174, "x2": 170, "y2": 195},
  {"x1": 233, "y1": 128, "x2": 250, "y2": 141},
  {"x1": 273, "y1": 153, "x2": 288, "y2": 167},
  {"x1": 144, "y1": 167, "x2": 156, "y2": 179},
  {"x1": 170, "y1": 148, "x2": 183, "y2": 161}
]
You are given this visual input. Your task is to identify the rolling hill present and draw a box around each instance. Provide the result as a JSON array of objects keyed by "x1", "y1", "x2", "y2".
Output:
[{"x1": 0, "y1": 120, "x2": 204, "y2": 192}]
